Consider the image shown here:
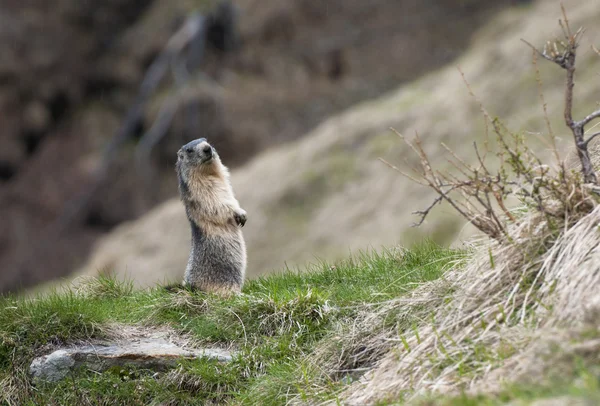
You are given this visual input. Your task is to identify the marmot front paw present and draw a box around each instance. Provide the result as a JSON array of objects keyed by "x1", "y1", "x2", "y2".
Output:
[{"x1": 234, "y1": 210, "x2": 247, "y2": 227}]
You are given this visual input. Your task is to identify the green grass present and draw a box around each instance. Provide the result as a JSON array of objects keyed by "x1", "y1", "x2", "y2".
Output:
[
  {"x1": 0, "y1": 241, "x2": 460, "y2": 405},
  {"x1": 2, "y1": 241, "x2": 599, "y2": 405}
]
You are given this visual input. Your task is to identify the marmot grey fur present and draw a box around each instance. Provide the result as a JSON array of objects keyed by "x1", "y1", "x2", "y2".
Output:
[{"x1": 176, "y1": 138, "x2": 247, "y2": 295}]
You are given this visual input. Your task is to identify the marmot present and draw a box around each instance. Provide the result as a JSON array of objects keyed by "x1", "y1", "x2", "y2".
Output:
[{"x1": 176, "y1": 138, "x2": 247, "y2": 295}]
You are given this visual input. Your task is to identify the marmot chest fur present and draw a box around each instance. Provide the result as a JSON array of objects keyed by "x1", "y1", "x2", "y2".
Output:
[{"x1": 176, "y1": 138, "x2": 247, "y2": 295}]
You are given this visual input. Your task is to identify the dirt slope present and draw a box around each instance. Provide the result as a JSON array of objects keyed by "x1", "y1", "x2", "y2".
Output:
[{"x1": 69, "y1": 0, "x2": 600, "y2": 288}]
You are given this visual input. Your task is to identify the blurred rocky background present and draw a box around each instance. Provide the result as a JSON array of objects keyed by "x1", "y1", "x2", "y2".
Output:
[{"x1": 4, "y1": 0, "x2": 589, "y2": 293}]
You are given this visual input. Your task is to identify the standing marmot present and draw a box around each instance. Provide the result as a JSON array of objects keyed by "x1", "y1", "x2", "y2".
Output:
[{"x1": 176, "y1": 138, "x2": 247, "y2": 295}]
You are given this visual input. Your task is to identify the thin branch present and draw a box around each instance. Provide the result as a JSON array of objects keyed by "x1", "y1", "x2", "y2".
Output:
[
  {"x1": 521, "y1": 39, "x2": 554, "y2": 64},
  {"x1": 531, "y1": 48, "x2": 559, "y2": 162},
  {"x1": 382, "y1": 5, "x2": 599, "y2": 245},
  {"x1": 577, "y1": 109, "x2": 600, "y2": 128},
  {"x1": 412, "y1": 196, "x2": 443, "y2": 227},
  {"x1": 584, "y1": 131, "x2": 600, "y2": 147},
  {"x1": 457, "y1": 66, "x2": 493, "y2": 124},
  {"x1": 560, "y1": 3, "x2": 572, "y2": 37},
  {"x1": 442, "y1": 142, "x2": 477, "y2": 174},
  {"x1": 378, "y1": 158, "x2": 426, "y2": 186}
]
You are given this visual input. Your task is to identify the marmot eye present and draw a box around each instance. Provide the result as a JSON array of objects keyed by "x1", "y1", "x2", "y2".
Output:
[{"x1": 185, "y1": 147, "x2": 194, "y2": 154}]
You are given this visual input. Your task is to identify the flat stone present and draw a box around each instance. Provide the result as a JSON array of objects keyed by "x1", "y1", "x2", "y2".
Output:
[{"x1": 30, "y1": 337, "x2": 233, "y2": 383}]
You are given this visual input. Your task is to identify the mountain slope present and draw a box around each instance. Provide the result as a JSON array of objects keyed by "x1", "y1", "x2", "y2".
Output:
[{"x1": 72, "y1": 0, "x2": 600, "y2": 287}]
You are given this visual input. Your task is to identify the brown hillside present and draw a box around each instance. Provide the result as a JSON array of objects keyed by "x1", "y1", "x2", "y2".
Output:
[{"x1": 0, "y1": 0, "x2": 508, "y2": 293}]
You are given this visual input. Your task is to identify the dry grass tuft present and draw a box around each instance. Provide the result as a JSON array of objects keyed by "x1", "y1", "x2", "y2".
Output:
[
  {"x1": 310, "y1": 276, "x2": 454, "y2": 381},
  {"x1": 337, "y1": 204, "x2": 600, "y2": 405}
]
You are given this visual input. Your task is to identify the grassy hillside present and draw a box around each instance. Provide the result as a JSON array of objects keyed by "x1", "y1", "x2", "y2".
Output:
[
  {"x1": 4, "y1": 235, "x2": 600, "y2": 405},
  {"x1": 2, "y1": 242, "x2": 458, "y2": 405}
]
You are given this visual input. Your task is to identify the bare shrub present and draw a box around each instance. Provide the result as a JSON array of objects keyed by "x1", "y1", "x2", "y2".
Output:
[{"x1": 382, "y1": 5, "x2": 600, "y2": 245}]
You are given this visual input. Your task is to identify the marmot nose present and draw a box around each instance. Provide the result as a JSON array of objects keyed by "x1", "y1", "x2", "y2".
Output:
[{"x1": 203, "y1": 145, "x2": 212, "y2": 156}]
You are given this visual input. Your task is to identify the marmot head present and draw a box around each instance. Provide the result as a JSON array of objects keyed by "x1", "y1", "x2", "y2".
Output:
[
  {"x1": 177, "y1": 138, "x2": 218, "y2": 166},
  {"x1": 176, "y1": 138, "x2": 225, "y2": 181}
]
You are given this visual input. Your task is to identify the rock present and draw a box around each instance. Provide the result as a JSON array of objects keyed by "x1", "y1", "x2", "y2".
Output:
[
  {"x1": 29, "y1": 337, "x2": 233, "y2": 383},
  {"x1": 29, "y1": 350, "x2": 76, "y2": 383}
]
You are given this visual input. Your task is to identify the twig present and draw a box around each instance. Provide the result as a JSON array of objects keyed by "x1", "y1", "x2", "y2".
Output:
[
  {"x1": 577, "y1": 109, "x2": 600, "y2": 128},
  {"x1": 531, "y1": 48, "x2": 560, "y2": 163},
  {"x1": 379, "y1": 157, "x2": 427, "y2": 186},
  {"x1": 522, "y1": 7, "x2": 597, "y2": 184},
  {"x1": 584, "y1": 131, "x2": 600, "y2": 147},
  {"x1": 412, "y1": 196, "x2": 443, "y2": 227}
]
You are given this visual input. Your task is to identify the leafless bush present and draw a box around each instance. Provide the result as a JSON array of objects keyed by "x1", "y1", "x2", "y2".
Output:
[{"x1": 383, "y1": 5, "x2": 600, "y2": 243}]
